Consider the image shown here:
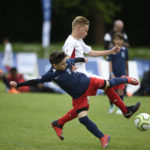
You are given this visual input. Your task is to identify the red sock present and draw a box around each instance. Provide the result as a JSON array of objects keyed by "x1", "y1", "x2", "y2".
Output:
[
  {"x1": 57, "y1": 108, "x2": 77, "y2": 126},
  {"x1": 105, "y1": 88, "x2": 127, "y2": 114}
]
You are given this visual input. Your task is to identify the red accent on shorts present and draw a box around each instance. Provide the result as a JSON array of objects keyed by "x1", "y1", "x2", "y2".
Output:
[
  {"x1": 72, "y1": 77, "x2": 105, "y2": 111},
  {"x1": 71, "y1": 48, "x2": 75, "y2": 58}
]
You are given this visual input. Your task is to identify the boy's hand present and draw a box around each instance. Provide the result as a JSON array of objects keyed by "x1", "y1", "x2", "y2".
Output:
[
  {"x1": 10, "y1": 81, "x2": 17, "y2": 88},
  {"x1": 111, "y1": 44, "x2": 120, "y2": 54}
]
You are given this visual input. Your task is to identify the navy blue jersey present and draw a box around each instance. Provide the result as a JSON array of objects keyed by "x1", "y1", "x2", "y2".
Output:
[
  {"x1": 108, "y1": 46, "x2": 129, "y2": 77},
  {"x1": 37, "y1": 58, "x2": 90, "y2": 99}
]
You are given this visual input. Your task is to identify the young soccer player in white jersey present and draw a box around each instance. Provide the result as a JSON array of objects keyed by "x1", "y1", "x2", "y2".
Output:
[
  {"x1": 51, "y1": 16, "x2": 140, "y2": 144},
  {"x1": 63, "y1": 16, "x2": 120, "y2": 76}
]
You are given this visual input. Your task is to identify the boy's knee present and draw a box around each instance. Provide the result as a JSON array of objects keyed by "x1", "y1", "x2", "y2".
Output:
[{"x1": 79, "y1": 116, "x2": 89, "y2": 125}]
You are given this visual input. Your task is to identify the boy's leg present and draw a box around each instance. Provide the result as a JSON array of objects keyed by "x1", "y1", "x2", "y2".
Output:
[
  {"x1": 92, "y1": 77, "x2": 141, "y2": 118},
  {"x1": 105, "y1": 88, "x2": 127, "y2": 114},
  {"x1": 57, "y1": 108, "x2": 77, "y2": 126},
  {"x1": 51, "y1": 108, "x2": 78, "y2": 140},
  {"x1": 105, "y1": 87, "x2": 140, "y2": 118},
  {"x1": 51, "y1": 94, "x2": 90, "y2": 140},
  {"x1": 116, "y1": 85, "x2": 125, "y2": 114},
  {"x1": 78, "y1": 110, "x2": 111, "y2": 148},
  {"x1": 54, "y1": 76, "x2": 138, "y2": 123},
  {"x1": 108, "y1": 76, "x2": 139, "y2": 88}
]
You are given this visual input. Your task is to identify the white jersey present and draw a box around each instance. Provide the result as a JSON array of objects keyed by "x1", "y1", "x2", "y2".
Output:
[{"x1": 63, "y1": 35, "x2": 92, "y2": 76}]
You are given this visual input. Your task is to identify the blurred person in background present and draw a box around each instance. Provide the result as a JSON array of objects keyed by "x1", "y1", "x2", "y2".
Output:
[
  {"x1": 134, "y1": 67, "x2": 150, "y2": 96},
  {"x1": 7, "y1": 67, "x2": 30, "y2": 92},
  {"x1": 7, "y1": 67, "x2": 60, "y2": 93},
  {"x1": 2, "y1": 38, "x2": 14, "y2": 71},
  {"x1": 0, "y1": 69, "x2": 19, "y2": 94},
  {"x1": 107, "y1": 32, "x2": 129, "y2": 114},
  {"x1": 104, "y1": 20, "x2": 129, "y2": 50}
]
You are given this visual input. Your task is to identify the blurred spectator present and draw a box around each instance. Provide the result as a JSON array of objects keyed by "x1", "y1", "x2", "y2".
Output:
[
  {"x1": 0, "y1": 69, "x2": 19, "y2": 94},
  {"x1": 104, "y1": 20, "x2": 129, "y2": 49},
  {"x1": 107, "y1": 32, "x2": 129, "y2": 114},
  {"x1": 7, "y1": 67, "x2": 30, "y2": 92},
  {"x1": 7, "y1": 67, "x2": 61, "y2": 93},
  {"x1": 2, "y1": 38, "x2": 14, "y2": 71},
  {"x1": 134, "y1": 68, "x2": 150, "y2": 96}
]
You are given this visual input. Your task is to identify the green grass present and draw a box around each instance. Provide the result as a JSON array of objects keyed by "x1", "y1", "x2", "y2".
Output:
[
  {"x1": 0, "y1": 43, "x2": 150, "y2": 59},
  {"x1": 0, "y1": 90, "x2": 150, "y2": 150}
]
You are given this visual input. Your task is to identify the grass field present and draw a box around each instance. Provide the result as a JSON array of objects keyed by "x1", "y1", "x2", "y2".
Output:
[{"x1": 0, "y1": 90, "x2": 150, "y2": 150}]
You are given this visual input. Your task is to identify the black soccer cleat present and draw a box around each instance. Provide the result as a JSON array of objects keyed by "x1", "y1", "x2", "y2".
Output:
[
  {"x1": 124, "y1": 102, "x2": 141, "y2": 119},
  {"x1": 51, "y1": 120, "x2": 64, "y2": 140}
]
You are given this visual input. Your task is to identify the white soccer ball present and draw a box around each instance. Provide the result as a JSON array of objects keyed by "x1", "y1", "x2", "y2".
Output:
[{"x1": 134, "y1": 113, "x2": 150, "y2": 131}]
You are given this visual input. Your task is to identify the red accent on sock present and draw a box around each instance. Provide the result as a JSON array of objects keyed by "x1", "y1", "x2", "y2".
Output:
[
  {"x1": 58, "y1": 108, "x2": 77, "y2": 126},
  {"x1": 105, "y1": 88, "x2": 127, "y2": 114}
]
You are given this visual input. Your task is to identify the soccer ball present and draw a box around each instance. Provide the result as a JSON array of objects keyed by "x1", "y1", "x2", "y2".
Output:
[{"x1": 134, "y1": 113, "x2": 150, "y2": 131}]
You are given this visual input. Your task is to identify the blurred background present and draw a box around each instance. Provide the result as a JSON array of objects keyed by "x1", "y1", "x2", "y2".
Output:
[
  {"x1": 0, "y1": 0, "x2": 150, "y2": 95},
  {"x1": 0, "y1": 0, "x2": 150, "y2": 46}
]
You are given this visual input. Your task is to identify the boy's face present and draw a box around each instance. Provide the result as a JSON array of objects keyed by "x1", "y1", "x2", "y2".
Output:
[
  {"x1": 53, "y1": 56, "x2": 68, "y2": 71},
  {"x1": 113, "y1": 37, "x2": 123, "y2": 46},
  {"x1": 77, "y1": 24, "x2": 89, "y2": 39}
]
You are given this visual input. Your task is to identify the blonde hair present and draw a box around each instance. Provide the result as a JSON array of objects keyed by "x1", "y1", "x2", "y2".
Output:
[{"x1": 72, "y1": 16, "x2": 90, "y2": 29}]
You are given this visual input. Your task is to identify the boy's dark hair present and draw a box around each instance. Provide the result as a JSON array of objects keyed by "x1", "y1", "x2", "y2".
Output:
[
  {"x1": 112, "y1": 32, "x2": 124, "y2": 40},
  {"x1": 10, "y1": 67, "x2": 17, "y2": 72},
  {"x1": 49, "y1": 51, "x2": 67, "y2": 65}
]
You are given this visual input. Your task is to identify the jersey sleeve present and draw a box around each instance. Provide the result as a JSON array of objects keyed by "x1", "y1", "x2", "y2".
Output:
[
  {"x1": 81, "y1": 40, "x2": 92, "y2": 54},
  {"x1": 63, "y1": 43, "x2": 75, "y2": 57},
  {"x1": 38, "y1": 71, "x2": 54, "y2": 83}
]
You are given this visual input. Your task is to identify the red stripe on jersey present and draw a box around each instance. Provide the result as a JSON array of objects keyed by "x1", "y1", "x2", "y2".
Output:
[{"x1": 71, "y1": 48, "x2": 75, "y2": 58}]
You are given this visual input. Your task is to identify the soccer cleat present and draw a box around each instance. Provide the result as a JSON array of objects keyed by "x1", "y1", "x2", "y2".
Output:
[
  {"x1": 124, "y1": 102, "x2": 141, "y2": 119},
  {"x1": 116, "y1": 108, "x2": 122, "y2": 115},
  {"x1": 8, "y1": 88, "x2": 20, "y2": 94},
  {"x1": 100, "y1": 134, "x2": 111, "y2": 148},
  {"x1": 121, "y1": 76, "x2": 139, "y2": 85},
  {"x1": 108, "y1": 105, "x2": 115, "y2": 114},
  {"x1": 51, "y1": 120, "x2": 64, "y2": 140}
]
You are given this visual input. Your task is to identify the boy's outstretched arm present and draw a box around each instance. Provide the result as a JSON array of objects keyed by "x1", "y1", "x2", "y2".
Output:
[
  {"x1": 10, "y1": 79, "x2": 40, "y2": 88},
  {"x1": 88, "y1": 45, "x2": 120, "y2": 57}
]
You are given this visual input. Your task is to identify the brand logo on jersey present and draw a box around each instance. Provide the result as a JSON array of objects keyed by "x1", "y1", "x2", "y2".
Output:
[
  {"x1": 54, "y1": 75, "x2": 60, "y2": 80},
  {"x1": 121, "y1": 52, "x2": 125, "y2": 58}
]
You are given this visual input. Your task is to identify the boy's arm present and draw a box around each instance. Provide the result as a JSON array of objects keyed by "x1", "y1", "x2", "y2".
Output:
[
  {"x1": 10, "y1": 79, "x2": 40, "y2": 88},
  {"x1": 17, "y1": 79, "x2": 39, "y2": 87},
  {"x1": 10, "y1": 71, "x2": 54, "y2": 88},
  {"x1": 88, "y1": 45, "x2": 120, "y2": 57}
]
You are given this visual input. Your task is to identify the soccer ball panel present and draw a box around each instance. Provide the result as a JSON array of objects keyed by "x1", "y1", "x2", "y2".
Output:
[{"x1": 134, "y1": 113, "x2": 150, "y2": 131}]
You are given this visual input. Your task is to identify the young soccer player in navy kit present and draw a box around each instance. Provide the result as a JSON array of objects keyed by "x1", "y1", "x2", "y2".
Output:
[
  {"x1": 108, "y1": 32, "x2": 129, "y2": 114},
  {"x1": 10, "y1": 51, "x2": 140, "y2": 148},
  {"x1": 52, "y1": 16, "x2": 138, "y2": 141}
]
